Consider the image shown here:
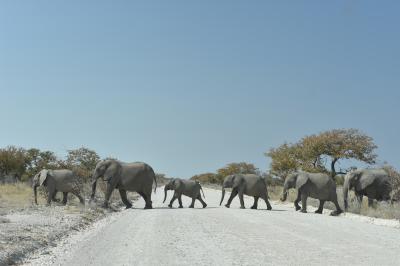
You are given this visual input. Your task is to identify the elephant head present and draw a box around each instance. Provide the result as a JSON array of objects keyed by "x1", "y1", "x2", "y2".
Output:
[
  {"x1": 90, "y1": 160, "x2": 122, "y2": 201},
  {"x1": 163, "y1": 179, "x2": 182, "y2": 203},
  {"x1": 219, "y1": 175, "x2": 243, "y2": 206},
  {"x1": 280, "y1": 172, "x2": 308, "y2": 201},
  {"x1": 33, "y1": 169, "x2": 52, "y2": 205}
]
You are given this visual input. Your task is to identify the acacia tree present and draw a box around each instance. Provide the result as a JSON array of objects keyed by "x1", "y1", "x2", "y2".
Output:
[
  {"x1": 267, "y1": 129, "x2": 378, "y2": 179},
  {"x1": 63, "y1": 147, "x2": 100, "y2": 181}
]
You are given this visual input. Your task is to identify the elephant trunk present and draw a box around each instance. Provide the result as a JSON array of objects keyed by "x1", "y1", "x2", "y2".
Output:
[
  {"x1": 220, "y1": 187, "x2": 226, "y2": 206},
  {"x1": 280, "y1": 181, "x2": 289, "y2": 201},
  {"x1": 280, "y1": 187, "x2": 288, "y2": 202},
  {"x1": 90, "y1": 178, "x2": 98, "y2": 201},
  {"x1": 343, "y1": 176, "x2": 350, "y2": 210},
  {"x1": 33, "y1": 185, "x2": 38, "y2": 205},
  {"x1": 163, "y1": 187, "x2": 168, "y2": 203}
]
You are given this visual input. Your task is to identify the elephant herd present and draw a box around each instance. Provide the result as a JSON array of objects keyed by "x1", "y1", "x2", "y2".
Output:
[{"x1": 32, "y1": 159, "x2": 395, "y2": 217}]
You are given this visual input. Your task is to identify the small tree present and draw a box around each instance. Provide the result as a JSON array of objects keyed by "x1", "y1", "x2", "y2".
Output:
[
  {"x1": 191, "y1": 173, "x2": 218, "y2": 183},
  {"x1": 24, "y1": 148, "x2": 58, "y2": 180},
  {"x1": 64, "y1": 147, "x2": 100, "y2": 181},
  {"x1": 266, "y1": 129, "x2": 378, "y2": 179},
  {"x1": 0, "y1": 146, "x2": 27, "y2": 181}
]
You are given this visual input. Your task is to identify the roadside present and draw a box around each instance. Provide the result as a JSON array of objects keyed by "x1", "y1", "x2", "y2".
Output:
[{"x1": 0, "y1": 182, "x2": 136, "y2": 265}]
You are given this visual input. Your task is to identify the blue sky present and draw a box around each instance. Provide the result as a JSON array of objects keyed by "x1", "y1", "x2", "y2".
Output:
[{"x1": 1, "y1": 1, "x2": 399, "y2": 178}]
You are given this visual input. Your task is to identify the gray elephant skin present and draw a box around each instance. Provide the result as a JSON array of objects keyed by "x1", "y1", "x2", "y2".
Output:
[
  {"x1": 220, "y1": 174, "x2": 272, "y2": 210},
  {"x1": 33, "y1": 169, "x2": 84, "y2": 205},
  {"x1": 90, "y1": 159, "x2": 157, "y2": 209},
  {"x1": 281, "y1": 172, "x2": 342, "y2": 216},
  {"x1": 343, "y1": 168, "x2": 392, "y2": 210},
  {"x1": 163, "y1": 179, "x2": 207, "y2": 208}
]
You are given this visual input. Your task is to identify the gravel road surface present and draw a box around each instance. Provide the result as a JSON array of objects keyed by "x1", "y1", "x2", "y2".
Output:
[{"x1": 25, "y1": 187, "x2": 400, "y2": 266}]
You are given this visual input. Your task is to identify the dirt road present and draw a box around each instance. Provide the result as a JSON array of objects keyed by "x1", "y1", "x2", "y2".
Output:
[{"x1": 25, "y1": 188, "x2": 400, "y2": 266}]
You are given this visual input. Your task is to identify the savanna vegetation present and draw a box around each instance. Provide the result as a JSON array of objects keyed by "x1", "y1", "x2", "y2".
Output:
[{"x1": 1, "y1": 128, "x2": 399, "y2": 219}]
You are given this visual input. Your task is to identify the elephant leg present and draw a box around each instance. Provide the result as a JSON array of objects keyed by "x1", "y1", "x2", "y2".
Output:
[
  {"x1": 356, "y1": 194, "x2": 363, "y2": 207},
  {"x1": 144, "y1": 188, "x2": 153, "y2": 209},
  {"x1": 251, "y1": 197, "x2": 259, "y2": 209},
  {"x1": 300, "y1": 193, "x2": 308, "y2": 213},
  {"x1": 62, "y1": 192, "x2": 68, "y2": 205},
  {"x1": 52, "y1": 190, "x2": 59, "y2": 202},
  {"x1": 47, "y1": 189, "x2": 55, "y2": 206},
  {"x1": 189, "y1": 197, "x2": 195, "y2": 208},
  {"x1": 169, "y1": 195, "x2": 177, "y2": 208},
  {"x1": 315, "y1": 200, "x2": 325, "y2": 214},
  {"x1": 330, "y1": 198, "x2": 343, "y2": 216},
  {"x1": 368, "y1": 198, "x2": 374, "y2": 208},
  {"x1": 225, "y1": 190, "x2": 238, "y2": 208},
  {"x1": 139, "y1": 192, "x2": 152, "y2": 209},
  {"x1": 178, "y1": 195, "x2": 184, "y2": 208},
  {"x1": 119, "y1": 189, "x2": 132, "y2": 209},
  {"x1": 102, "y1": 184, "x2": 114, "y2": 208},
  {"x1": 294, "y1": 192, "x2": 301, "y2": 211},
  {"x1": 238, "y1": 191, "x2": 245, "y2": 209},
  {"x1": 261, "y1": 194, "x2": 272, "y2": 210},
  {"x1": 197, "y1": 195, "x2": 207, "y2": 208}
]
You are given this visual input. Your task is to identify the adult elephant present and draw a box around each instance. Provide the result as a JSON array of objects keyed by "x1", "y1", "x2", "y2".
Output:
[
  {"x1": 163, "y1": 179, "x2": 207, "y2": 208},
  {"x1": 220, "y1": 174, "x2": 272, "y2": 210},
  {"x1": 280, "y1": 172, "x2": 342, "y2": 216},
  {"x1": 33, "y1": 169, "x2": 84, "y2": 206},
  {"x1": 90, "y1": 159, "x2": 157, "y2": 209},
  {"x1": 343, "y1": 168, "x2": 391, "y2": 210}
]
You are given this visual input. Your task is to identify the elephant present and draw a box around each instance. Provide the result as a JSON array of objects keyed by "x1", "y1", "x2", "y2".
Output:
[
  {"x1": 90, "y1": 159, "x2": 157, "y2": 209},
  {"x1": 343, "y1": 168, "x2": 392, "y2": 210},
  {"x1": 280, "y1": 172, "x2": 342, "y2": 216},
  {"x1": 220, "y1": 174, "x2": 272, "y2": 210},
  {"x1": 163, "y1": 179, "x2": 207, "y2": 208},
  {"x1": 33, "y1": 169, "x2": 84, "y2": 206}
]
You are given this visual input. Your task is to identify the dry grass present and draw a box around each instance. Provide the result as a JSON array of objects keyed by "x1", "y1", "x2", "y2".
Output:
[{"x1": 0, "y1": 183, "x2": 33, "y2": 208}]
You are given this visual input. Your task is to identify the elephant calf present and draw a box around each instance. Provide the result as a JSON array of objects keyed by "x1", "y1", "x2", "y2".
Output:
[
  {"x1": 33, "y1": 169, "x2": 84, "y2": 206},
  {"x1": 220, "y1": 174, "x2": 272, "y2": 210},
  {"x1": 163, "y1": 179, "x2": 207, "y2": 208},
  {"x1": 281, "y1": 172, "x2": 342, "y2": 216}
]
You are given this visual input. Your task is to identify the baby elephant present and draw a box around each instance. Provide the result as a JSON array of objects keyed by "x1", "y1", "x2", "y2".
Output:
[
  {"x1": 33, "y1": 169, "x2": 84, "y2": 206},
  {"x1": 163, "y1": 179, "x2": 207, "y2": 208},
  {"x1": 281, "y1": 172, "x2": 342, "y2": 216}
]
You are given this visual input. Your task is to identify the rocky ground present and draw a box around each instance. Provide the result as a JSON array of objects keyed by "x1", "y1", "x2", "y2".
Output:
[{"x1": 0, "y1": 182, "x2": 137, "y2": 265}]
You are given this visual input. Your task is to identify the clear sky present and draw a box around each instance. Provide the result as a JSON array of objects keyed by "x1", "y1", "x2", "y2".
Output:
[{"x1": 1, "y1": 1, "x2": 399, "y2": 178}]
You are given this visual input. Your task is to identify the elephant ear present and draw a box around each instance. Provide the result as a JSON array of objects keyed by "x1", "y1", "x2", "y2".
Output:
[
  {"x1": 356, "y1": 172, "x2": 375, "y2": 191},
  {"x1": 39, "y1": 170, "x2": 49, "y2": 186},
  {"x1": 173, "y1": 179, "x2": 183, "y2": 189},
  {"x1": 295, "y1": 174, "x2": 309, "y2": 189},
  {"x1": 104, "y1": 161, "x2": 122, "y2": 182},
  {"x1": 233, "y1": 175, "x2": 245, "y2": 187}
]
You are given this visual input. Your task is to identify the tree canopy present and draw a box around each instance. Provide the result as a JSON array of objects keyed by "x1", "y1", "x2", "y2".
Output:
[
  {"x1": 266, "y1": 129, "x2": 378, "y2": 179},
  {"x1": 0, "y1": 146, "x2": 101, "y2": 183},
  {"x1": 191, "y1": 162, "x2": 259, "y2": 184}
]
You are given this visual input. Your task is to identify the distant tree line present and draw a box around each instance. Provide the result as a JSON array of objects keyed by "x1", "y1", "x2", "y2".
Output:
[
  {"x1": 0, "y1": 146, "x2": 100, "y2": 183},
  {"x1": 1, "y1": 128, "x2": 398, "y2": 188},
  {"x1": 191, "y1": 162, "x2": 283, "y2": 186}
]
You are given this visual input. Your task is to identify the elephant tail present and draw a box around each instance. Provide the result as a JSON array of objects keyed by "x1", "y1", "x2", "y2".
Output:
[
  {"x1": 153, "y1": 173, "x2": 157, "y2": 193},
  {"x1": 200, "y1": 185, "x2": 205, "y2": 199},
  {"x1": 148, "y1": 166, "x2": 157, "y2": 194}
]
